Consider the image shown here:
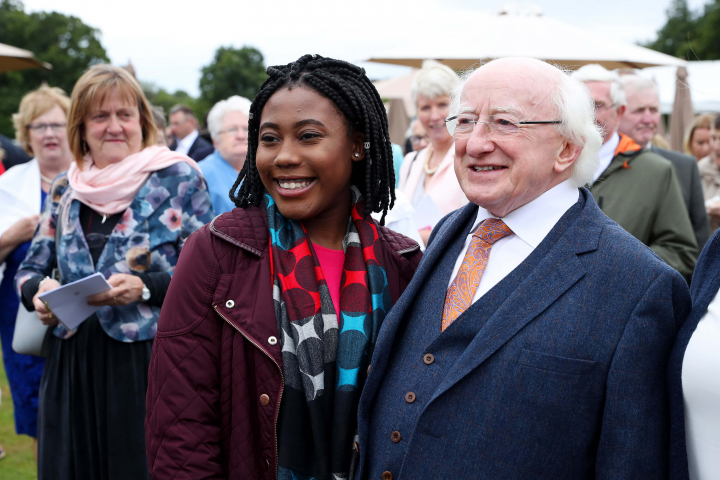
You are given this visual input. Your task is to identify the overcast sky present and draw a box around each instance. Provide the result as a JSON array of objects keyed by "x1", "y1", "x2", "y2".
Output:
[{"x1": 22, "y1": 0, "x2": 710, "y2": 97}]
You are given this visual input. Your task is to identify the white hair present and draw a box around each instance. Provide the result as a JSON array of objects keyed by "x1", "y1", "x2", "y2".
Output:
[
  {"x1": 618, "y1": 74, "x2": 659, "y2": 98},
  {"x1": 411, "y1": 59, "x2": 460, "y2": 106},
  {"x1": 207, "y1": 95, "x2": 252, "y2": 142},
  {"x1": 450, "y1": 59, "x2": 603, "y2": 188},
  {"x1": 570, "y1": 64, "x2": 626, "y2": 107}
]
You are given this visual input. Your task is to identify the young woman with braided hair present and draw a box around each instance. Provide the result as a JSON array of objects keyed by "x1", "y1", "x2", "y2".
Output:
[{"x1": 146, "y1": 54, "x2": 422, "y2": 479}]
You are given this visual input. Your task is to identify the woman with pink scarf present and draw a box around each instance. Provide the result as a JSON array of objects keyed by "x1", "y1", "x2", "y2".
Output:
[{"x1": 14, "y1": 65, "x2": 214, "y2": 480}]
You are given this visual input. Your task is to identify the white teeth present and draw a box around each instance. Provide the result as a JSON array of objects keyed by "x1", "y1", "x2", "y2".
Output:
[
  {"x1": 279, "y1": 180, "x2": 311, "y2": 190},
  {"x1": 473, "y1": 166, "x2": 503, "y2": 171}
]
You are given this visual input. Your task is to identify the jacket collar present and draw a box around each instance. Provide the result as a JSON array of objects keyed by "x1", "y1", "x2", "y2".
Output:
[{"x1": 209, "y1": 203, "x2": 421, "y2": 257}]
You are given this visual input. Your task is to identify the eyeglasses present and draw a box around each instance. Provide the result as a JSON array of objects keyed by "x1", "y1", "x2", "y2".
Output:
[
  {"x1": 28, "y1": 122, "x2": 67, "y2": 133},
  {"x1": 445, "y1": 114, "x2": 562, "y2": 139},
  {"x1": 593, "y1": 102, "x2": 616, "y2": 111},
  {"x1": 219, "y1": 126, "x2": 249, "y2": 136},
  {"x1": 410, "y1": 134, "x2": 429, "y2": 145}
]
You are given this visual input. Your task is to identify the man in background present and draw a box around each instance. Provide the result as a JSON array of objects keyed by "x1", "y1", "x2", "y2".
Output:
[
  {"x1": 572, "y1": 64, "x2": 698, "y2": 280},
  {"x1": 618, "y1": 74, "x2": 709, "y2": 251},
  {"x1": 168, "y1": 104, "x2": 213, "y2": 161}
]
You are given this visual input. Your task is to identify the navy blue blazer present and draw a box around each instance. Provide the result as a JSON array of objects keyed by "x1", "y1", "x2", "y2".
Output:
[
  {"x1": 668, "y1": 229, "x2": 720, "y2": 479},
  {"x1": 356, "y1": 188, "x2": 691, "y2": 479}
]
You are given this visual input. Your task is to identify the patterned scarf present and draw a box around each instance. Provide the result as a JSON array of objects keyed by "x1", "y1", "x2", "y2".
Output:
[{"x1": 267, "y1": 186, "x2": 390, "y2": 480}]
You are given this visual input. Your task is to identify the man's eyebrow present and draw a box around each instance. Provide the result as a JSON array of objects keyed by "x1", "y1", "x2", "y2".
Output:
[
  {"x1": 490, "y1": 105, "x2": 522, "y2": 115},
  {"x1": 458, "y1": 106, "x2": 476, "y2": 114}
]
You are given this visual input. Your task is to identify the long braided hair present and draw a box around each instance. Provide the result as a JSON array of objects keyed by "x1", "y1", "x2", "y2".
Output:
[{"x1": 229, "y1": 54, "x2": 396, "y2": 222}]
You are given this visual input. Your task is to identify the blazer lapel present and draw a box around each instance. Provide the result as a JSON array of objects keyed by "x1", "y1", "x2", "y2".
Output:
[
  {"x1": 359, "y1": 203, "x2": 478, "y2": 409},
  {"x1": 429, "y1": 193, "x2": 602, "y2": 404}
]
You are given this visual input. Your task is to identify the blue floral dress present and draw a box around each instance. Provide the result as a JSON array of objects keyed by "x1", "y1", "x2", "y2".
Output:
[{"x1": 0, "y1": 189, "x2": 47, "y2": 438}]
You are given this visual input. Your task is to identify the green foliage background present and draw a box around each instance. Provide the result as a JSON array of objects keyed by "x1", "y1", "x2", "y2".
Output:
[
  {"x1": 643, "y1": 0, "x2": 720, "y2": 60},
  {"x1": 0, "y1": 0, "x2": 109, "y2": 138}
]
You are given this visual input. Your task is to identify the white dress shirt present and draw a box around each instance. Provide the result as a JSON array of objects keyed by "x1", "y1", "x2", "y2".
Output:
[
  {"x1": 175, "y1": 129, "x2": 199, "y2": 156},
  {"x1": 593, "y1": 132, "x2": 620, "y2": 182},
  {"x1": 682, "y1": 289, "x2": 720, "y2": 479},
  {"x1": 447, "y1": 179, "x2": 580, "y2": 304}
]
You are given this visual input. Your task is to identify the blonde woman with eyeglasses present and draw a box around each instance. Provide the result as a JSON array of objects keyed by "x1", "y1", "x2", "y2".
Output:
[{"x1": 0, "y1": 86, "x2": 73, "y2": 460}]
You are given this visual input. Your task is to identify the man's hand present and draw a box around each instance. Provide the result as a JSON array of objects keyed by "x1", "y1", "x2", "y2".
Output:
[
  {"x1": 86, "y1": 274, "x2": 144, "y2": 307},
  {"x1": 707, "y1": 201, "x2": 720, "y2": 218},
  {"x1": 33, "y1": 278, "x2": 61, "y2": 326}
]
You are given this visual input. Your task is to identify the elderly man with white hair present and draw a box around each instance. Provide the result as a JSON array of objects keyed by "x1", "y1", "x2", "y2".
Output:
[
  {"x1": 572, "y1": 64, "x2": 698, "y2": 280},
  {"x1": 355, "y1": 57, "x2": 690, "y2": 480},
  {"x1": 617, "y1": 73, "x2": 709, "y2": 251},
  {"x1": 199, "y1": 95, "x2": 252, "y2": 214}
]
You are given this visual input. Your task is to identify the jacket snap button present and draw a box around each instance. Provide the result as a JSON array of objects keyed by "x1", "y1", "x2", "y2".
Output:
[
  {"x1": 225, "y1": 300, "x2": 235, "y2": 309},
  {"x1": 423, "y1": 353, "x2": 435, "y2": 365},
  {"x1": 260, "y1": 394, "x2": 270, "y2": 406},
  {"x1": 268, "y1": 336, "x2": 278, "y2": 345},
  {"x1": 405, "y1": 392, "x2": 416, "y2": 403},
  {"x1": 382, "y1": 471, "x2": 393, "y2": 480},
  {"x1": 391, "y1": 431, "x2": 401, "y2": 443}
]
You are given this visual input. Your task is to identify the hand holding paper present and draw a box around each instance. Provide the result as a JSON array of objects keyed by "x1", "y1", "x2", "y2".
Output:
[{"x1": 38, "y1": 273, "x2": 112, "y2": 330}]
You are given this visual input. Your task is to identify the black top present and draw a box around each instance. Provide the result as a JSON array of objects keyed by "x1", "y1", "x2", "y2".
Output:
[{"x1": 21, "y1": 203, "x2": 171, "y2": 309}]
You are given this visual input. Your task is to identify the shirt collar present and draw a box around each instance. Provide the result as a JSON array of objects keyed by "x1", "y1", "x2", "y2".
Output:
[
  {"x1": 594, "y1": 132, "x2": 620, "y2": 181},
  {"x1": 470, "y1": 179, "x2": 580, "y2": 248},
  {"x1": 178, "y1": 129, "x2": 199, "y2": 149}
]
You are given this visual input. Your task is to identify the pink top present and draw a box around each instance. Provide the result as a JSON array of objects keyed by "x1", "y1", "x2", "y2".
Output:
[{"x1": 314, "y1": 244, "x2": 345, "y2": 315}]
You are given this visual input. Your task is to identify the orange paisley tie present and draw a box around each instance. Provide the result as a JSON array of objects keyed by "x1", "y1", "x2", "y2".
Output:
[{"x1": 441, "y1": 218, "x2": 513, "y2": 331}]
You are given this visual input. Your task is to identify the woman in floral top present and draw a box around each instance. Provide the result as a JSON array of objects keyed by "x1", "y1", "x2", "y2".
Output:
[{"x1": 15, "y1": 64, "x2": 214, "y2": 480}]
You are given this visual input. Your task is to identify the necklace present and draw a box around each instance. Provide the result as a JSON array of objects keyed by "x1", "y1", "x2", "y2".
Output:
[
  {"x1": 423, "y1": 147, "x2": 439, "y2": 175},
  {"x1": 40, "y1": 173, "x2": 55, "y2": 184}
]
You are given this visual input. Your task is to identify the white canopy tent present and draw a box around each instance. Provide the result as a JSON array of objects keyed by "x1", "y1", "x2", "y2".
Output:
[
  {"x1": 0, "y1": 42, "x2": 51, "y2": 74},
  {"x1": 368, "y1": 12, "x2": 686, "y2": 72},
  {"x1": 640, "y1": 61, "x2": 720, "y2": 114}
]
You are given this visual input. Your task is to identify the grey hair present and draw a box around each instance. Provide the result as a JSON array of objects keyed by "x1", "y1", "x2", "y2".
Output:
[
  {"x1": 618, "y1": 74, "x2": 659, "y2": 98},
  {"x1": 570, "y1": 64, "x2": 626, "y2": 107},
  {"x1": 449, "y1": 59, "x2": 603, "y2": 188},
  {"x1": 411, "y1": 59, "x2": 460, "y2": 106},
  {"x1": 206, "y1": 95, "x2": 252, "y2": 142}
]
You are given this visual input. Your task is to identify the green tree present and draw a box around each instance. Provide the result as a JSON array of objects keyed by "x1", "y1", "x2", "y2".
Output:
[
  {"x1": 643, "y1": 0, "x2": 720, "y2": 60},
  {"x1": 692, "y1": 0, "x2": 720, "y2": 59},
  {"x1": 0, "y1": 0, "x2": 109, "y2": 138},
  {"x1": 198, "y1": 46, "x2": 266, "y2": 109},
  {"x1": 142, "y1": 81, "x2": 200, "y2": 118}
]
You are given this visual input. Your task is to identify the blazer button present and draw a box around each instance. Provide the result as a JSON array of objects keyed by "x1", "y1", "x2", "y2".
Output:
[
  {"x1": 259, "y1": 394, "x2": 270, "y2": 406},
  {"x1": 354, "y1": 441, "x2": 360, "y2": 453},
  {"x1": 225, "y1": 300, "x2": 235, "y2": 309},
  {"x1": 382, "y1": 471, "x2": 393, "y2": 480},
  {"x1": 268, "y1": 336, "x2": 278, "y2": 346},
  {"x1": 423, "y1": 353, "x2": 435, "y2": 365},
  {"x1": 391, "y1": 431, "x2": 401, "y2": 443},
  {"x1": 405, "y1": 392, "x2": 416, "y2": 403}
]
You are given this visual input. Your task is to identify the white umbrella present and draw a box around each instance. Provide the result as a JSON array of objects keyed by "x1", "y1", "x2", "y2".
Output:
[
  {"x1": 368, "y1": 13, "x2": 686, "y2": 71},
  {"x1": 0, "y1": 42, "x2": 51, "y2": 74},
  {"x1": 641, "y1": 61, "x2": 720, "y2": 114},
  {"x1": 373, "y1": 70, "x2": 417, "y2": 116}
]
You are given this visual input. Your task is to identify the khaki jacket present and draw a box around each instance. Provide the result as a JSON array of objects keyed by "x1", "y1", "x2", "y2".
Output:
[{"x1": 590, "y1": 134, "x2": 698, "y2": 278}]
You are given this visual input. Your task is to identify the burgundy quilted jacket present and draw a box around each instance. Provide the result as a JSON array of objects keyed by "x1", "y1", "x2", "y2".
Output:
[{"x1": 145, "y1": 205, "x2": 422, "y2": 479}]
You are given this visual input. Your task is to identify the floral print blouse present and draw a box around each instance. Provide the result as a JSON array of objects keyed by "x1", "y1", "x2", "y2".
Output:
[{"x1": 15, "y1": 162, "x2": 215, "y2": 342}]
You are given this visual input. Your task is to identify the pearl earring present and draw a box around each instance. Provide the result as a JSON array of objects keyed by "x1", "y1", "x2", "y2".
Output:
[{"x1": 353, "y1": 153, "x2": 360, "y2": 158}]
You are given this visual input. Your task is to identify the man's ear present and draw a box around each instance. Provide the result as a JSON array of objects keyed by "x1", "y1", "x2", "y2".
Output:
[{"x1": 554, "y1": 140, "x2": 582, "y2": 174}]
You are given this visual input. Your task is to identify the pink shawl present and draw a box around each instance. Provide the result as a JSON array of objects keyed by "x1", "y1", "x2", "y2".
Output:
[{"x1": 67, "y1": 146, "x2": 202, "y2": 215}]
